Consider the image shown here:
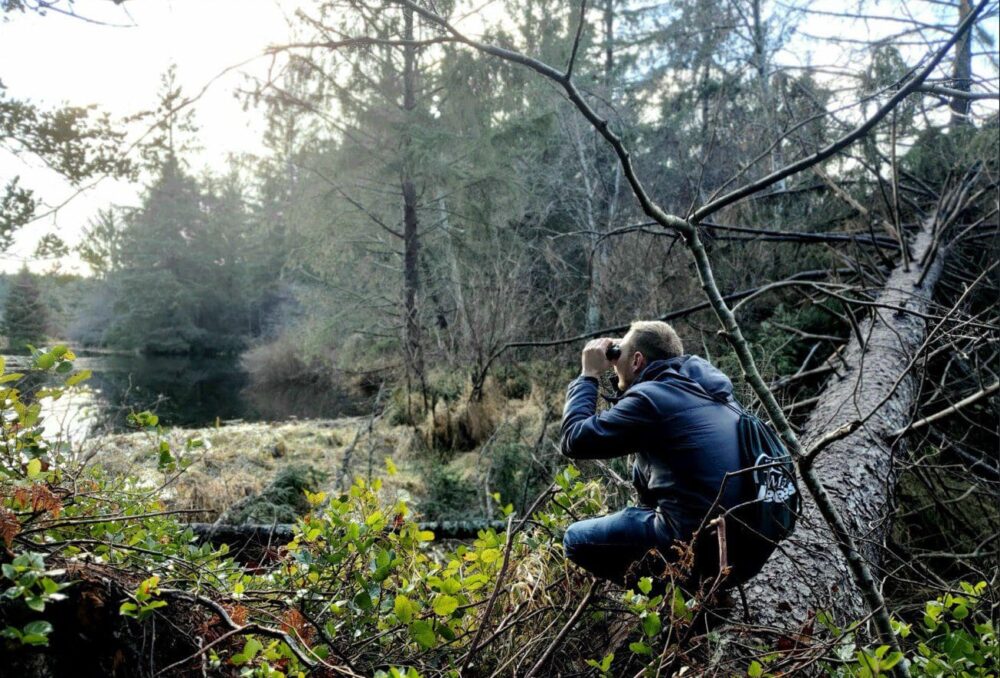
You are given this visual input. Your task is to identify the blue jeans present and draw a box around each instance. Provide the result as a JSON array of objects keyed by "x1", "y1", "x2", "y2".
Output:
[{"x1": 562, "y1": 507, "x2": 678, "y2": 583}]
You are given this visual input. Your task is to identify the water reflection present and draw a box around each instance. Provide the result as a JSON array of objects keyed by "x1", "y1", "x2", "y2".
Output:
[{"x1": 5, "y1": 352, "x2": 364, "y2": 443}]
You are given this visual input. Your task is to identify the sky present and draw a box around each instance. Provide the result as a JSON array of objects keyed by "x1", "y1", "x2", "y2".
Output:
[
  {"x1": 0, "y1": 0, "x2": 303, "y2": 274},
  {"x1": 0, "y1": 0, "x2": 995, "y2": 275}
]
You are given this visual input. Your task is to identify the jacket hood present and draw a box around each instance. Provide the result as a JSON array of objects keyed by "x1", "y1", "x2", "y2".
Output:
[{"x1": 633, "y1": 355, "x2": 734, "y2": 400}]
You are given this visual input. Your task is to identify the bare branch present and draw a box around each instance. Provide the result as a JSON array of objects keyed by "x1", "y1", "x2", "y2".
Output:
[
  {"x1": 893, "y1": 380, "x2": 1000, "y2": 437},
  {"x1": 691, "y1": 0, "x2": 992, "y2": 222}
]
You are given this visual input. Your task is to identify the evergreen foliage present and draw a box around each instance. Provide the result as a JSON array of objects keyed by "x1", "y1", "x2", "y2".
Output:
[{"x1": 1, "y1": 267, "x2": 48, "y2": 350}]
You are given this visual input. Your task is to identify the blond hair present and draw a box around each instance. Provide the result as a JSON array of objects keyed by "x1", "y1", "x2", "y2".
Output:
[{"x1": 624, "y1": 320, "x2": 684, "y2": 362}]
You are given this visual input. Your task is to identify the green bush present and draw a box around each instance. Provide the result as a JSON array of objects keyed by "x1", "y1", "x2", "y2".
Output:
[
  {"x1": 219, "y1": 465, "x2": 327, "y2": 524},
  {"x1": 803, "y1": 582, "x2": 998, "y2": 678},
  {"x1": 417, "y1": 463, "x2": 480, "y2": 521}
]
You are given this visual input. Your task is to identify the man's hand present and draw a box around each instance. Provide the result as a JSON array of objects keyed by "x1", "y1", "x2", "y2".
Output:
[{"x1": 581, "y1": 337, "x2": 619, "y2": 378}]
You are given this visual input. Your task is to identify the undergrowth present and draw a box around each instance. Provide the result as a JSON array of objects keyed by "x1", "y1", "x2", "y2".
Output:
[{"x1": 0, "y1": 346, "x2": 994, "y2": 676}]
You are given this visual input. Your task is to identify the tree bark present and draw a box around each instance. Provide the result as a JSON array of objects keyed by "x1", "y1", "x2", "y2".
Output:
[
  {"x1": 401, "y1": 5, "x2": 426, "y2": 399},
  {"x1": 739, "y1": 223, "x2": 946, "y2": 629},
  {"x1": 950, "y1": 0, "x2": 973, "y2": 125}
]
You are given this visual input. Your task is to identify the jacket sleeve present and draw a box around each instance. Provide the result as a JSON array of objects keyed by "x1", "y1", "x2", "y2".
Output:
[{"x1": 560, "y1": 376, "x2": 654, "y2": 460}]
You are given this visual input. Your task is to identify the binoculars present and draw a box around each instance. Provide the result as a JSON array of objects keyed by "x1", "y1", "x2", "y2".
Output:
[{"x1": 605, "y1": 344, "x2": 622, "y2": 360}]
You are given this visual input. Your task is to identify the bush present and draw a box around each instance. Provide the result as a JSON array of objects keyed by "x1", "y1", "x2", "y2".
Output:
[
  {"x1": 388, "y1": 373, "x2": 504, "y2": 453},
  {"x1": 218, "y1": 465, "x2": 327, "y2": 524},
  {"x1": 417, "y1": 463, "x2": 480, "y2": 521},
  {"x1": 241, "y1": 332, "x2": 328, "y2": 386},
  {"x1": 812, "y1": 581, "x2": 997, "y2": 678}
]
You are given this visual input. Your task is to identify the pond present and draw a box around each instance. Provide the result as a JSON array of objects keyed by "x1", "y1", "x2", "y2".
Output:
[{"x1": 5, "y1": 352, "x2": 367, "y2": 443}]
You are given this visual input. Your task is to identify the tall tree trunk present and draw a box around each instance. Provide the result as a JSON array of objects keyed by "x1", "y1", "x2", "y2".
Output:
[
  {"x1": 950, "y1": 0, "x2": 973, "y2": 125},
  {"x1": 401, "y1": 5, "x2": 426, "y2": 403},
  {"x1": 582, "y1": 0, "x2": 617, "y2": 335},
  {"x1": 438, "y1": 192, "x2": 473, "y2": 352},
  {"x1": 751, "y1": 0, "x2": 784, "y2": 190},
  {"x1": 603, "y1": 0, "x2": 614, "y2": 91}
]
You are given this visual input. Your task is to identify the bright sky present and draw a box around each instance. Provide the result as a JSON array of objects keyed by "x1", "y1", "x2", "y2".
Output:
[{"x1": 0, "y1": 0, "x2": 302, "y2": 274}]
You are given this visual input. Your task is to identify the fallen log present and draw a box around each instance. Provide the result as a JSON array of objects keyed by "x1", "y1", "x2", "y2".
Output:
[{"x1": 738, "y1": 215, "x2": 956, "y2": 633}]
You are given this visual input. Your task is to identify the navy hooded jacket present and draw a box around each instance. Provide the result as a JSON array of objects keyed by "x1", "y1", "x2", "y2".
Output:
[{"x1": 560, "y1": 355, "x2": 746, "y2": 539}]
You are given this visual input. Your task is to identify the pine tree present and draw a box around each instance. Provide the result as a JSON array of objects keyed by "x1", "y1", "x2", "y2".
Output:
[{"x1": 2, "y1": 267, "x2": 48, "y2": 351}]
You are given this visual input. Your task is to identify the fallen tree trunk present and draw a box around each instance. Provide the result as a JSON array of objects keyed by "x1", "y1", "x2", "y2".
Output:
[{"x1": 740, "y1": 222, "x2": 948, "y2": 631}]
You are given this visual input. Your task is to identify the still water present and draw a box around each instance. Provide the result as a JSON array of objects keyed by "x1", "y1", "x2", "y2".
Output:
[{"x1": 6, "y1": 352, "x2": 364, "y2": 443}]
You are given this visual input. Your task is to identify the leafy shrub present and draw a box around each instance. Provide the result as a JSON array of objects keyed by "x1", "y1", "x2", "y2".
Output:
[
  {"x1": 4, "y1": 343, "x2": 991, "y2": 677},
  {"x1": 219, "y1": 465, "x2": 328, "y2": 524},
  {"x1": 417, "y1": 463, "x2": 480, "y2": 521},
  {"x1": 807, "y1": 581, "x2": 998, "y2": 678},
  {"x1": 0, "y1": 354, "x2": 623, "y2": 674}
]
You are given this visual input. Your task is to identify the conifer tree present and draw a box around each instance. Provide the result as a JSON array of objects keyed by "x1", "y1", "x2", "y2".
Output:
[{"x1": 1, "y1": 266, "x2": 48, "y2": 350}]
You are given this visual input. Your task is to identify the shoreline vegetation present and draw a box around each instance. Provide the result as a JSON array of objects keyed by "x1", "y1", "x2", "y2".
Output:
[{"x1": 82, "y1": 373, "x2": 562, "y2": 527}]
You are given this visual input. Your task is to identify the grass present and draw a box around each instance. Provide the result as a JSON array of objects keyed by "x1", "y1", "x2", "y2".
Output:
[{"x1": 81, "y1": 371, "x2": 559, "y2": 524}]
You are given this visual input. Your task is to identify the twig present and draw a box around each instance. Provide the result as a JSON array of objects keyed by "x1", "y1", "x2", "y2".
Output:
[
  {"x1": 459, "y1": 514, "x2": 515, "y2": 673},
  {"x1": 155, "y1": 590, "x2": 357, "y2": 676},
  {"x1": 523, "y1": 580, "x2": 597, "y2": 678},
  {"x1": 892, "y1": 380, "x2": 999, "y2": 437}
]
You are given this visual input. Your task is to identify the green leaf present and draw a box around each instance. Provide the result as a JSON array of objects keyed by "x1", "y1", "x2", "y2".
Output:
[
  {"x1": 748, "y1": 660, "x2": 763, "y2": 678},
  {"x1": 600, "y1": 653, "x2": 614, "y2": 671},
  {"x1": 231, "y1": 637, "x2": 263, "y2": 665},
  {"x1": 23, "y1": 620, "x2": 52, "y2": 636},
  {"x1": 432, "y1": 595, "x2": 458, "y2": 617},
  {"x1": 65, "y1": 369, "x2": 92, "y2": 387},
  {"x1": 0, "y1": 373, "x2": 24, "y2": 383},
  {"x1": 26, "y1": 458, "x2": 42, "y2": 479},
  {"x1": 586, "y1": 653, "x2": 615, "y2": 673},
  {"x1": 672, "y1": 586, "x2": 692, "y2": 621},
  {"x1": 394, "y1": 595, "x2": 414, "y2": 624},
  {"x1": 628, "y1": 641, "x2": 652, "y2": 656},
  {"x1": 353, "y1": 590, "x2": 373, "y2": 611},
  {"x1": 643, "y1": 612, "x2": 662, "y2": 638},
  {"x1": 35, "y1": 353, "x2": 55, "y2": 370},
  {"x1": 409, "y1": 620, "x2": 436, "y2": 649},
  {"x1": 637, "y1": 577, "x2": 652, "y2": 595},
  {"x1": 158, "y1": 445, "x2": 174, "y2": 470},
  {"x1": 881, "y1": 651, "x2": 903, "y2": 670}
]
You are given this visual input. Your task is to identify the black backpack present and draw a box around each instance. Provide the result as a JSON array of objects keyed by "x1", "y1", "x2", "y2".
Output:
[
  {"x1": 658, "y1": 378, "x2": 801, "y2": 585},
  {"x1": 733, "y1": 411, "x2": 802, "y2": 550}
]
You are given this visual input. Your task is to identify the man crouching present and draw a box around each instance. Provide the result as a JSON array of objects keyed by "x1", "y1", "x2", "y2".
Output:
[{"x1": 560, "y1": 320, "x2": 746, "y2": 584}]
